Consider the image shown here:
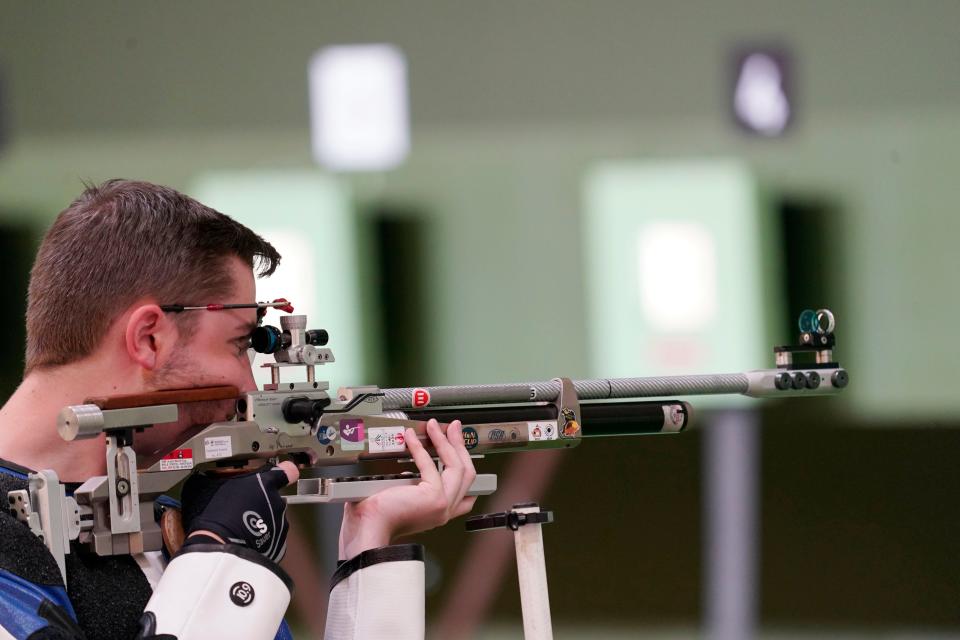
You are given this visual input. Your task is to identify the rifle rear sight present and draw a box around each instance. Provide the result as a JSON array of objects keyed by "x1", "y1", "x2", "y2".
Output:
[
  {"x1": 251, "y1": 315, "x2": 328, "y2": 359},
  {"x1": 250, "y1": 314, "x2": 335, "y2": 387}
]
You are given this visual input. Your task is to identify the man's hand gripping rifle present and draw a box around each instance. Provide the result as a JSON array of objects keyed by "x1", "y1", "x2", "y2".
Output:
[{"x1": 10, "y1": 308, "x2": 848, "y2": 585}]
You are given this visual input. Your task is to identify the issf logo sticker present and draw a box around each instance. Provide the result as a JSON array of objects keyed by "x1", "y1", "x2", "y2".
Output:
[
  {"x1": 462, "y1": 427, "x2": 479, "y2": 450},
  {"x1": 317, "y1": 425, "x2": 338, "y2": 445},
  {"x1": 339, "y1": 418, "x2": 365, "y2": 451}
]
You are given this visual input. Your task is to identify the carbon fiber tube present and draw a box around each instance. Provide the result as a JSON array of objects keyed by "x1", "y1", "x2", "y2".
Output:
[{"x1": 382, "y1": 374, "x2": 749, "y2": 411}]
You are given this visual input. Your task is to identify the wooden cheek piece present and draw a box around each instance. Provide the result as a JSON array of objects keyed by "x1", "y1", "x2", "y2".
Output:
[{"x1": 82, "y1": 385, "x2": 242, "y2": 557}]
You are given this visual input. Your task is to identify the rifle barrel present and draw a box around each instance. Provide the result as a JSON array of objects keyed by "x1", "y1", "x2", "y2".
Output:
[{"x1": 383, "y1": 374, "x2": 749, "y2": 410}]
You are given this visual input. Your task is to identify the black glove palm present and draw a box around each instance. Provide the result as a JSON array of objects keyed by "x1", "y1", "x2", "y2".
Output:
[{"x1": 180, "y1": 466, "x2": 291, "y2": 563}]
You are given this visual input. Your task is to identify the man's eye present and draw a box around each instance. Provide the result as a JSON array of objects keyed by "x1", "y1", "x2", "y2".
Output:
[{"x1": 235, "y1": 338, "x2": 252, "y2": 356}]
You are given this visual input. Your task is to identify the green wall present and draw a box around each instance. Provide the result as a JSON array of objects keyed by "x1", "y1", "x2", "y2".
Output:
[
  {"x1": 2, "y1": 1, "x2": 959, "y2": 131},
  {"x1": 2, "y1": 1, "x2": 958, "y2": 419},
  {"x1": 2, "y1": 109, "x2": 958, "y2": 419}
]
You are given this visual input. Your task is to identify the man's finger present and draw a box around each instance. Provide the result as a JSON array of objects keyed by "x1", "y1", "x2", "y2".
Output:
[
  {"x1": 450, "y1": 419, "x2": 475, "y2": 471},
  {"x1": 427, "y1": 419, "x2": 465, "y2": 505},
  {"x1": 446, "y1": 420, "x2": 475, "y2": 499},
  {"x1": 431, "y1": 418, "x2": 465, "y2": 472},
  {"x1": 277, "y1": 460, "x2": 300, "y2": 484},
  {"x1": 452, "y1": 495, "x2": 478, "y2": 518},
  {"x1": 405, "y1": 425, "x2": 442, "y2": 485},
  {"x1": 264, "y1": 461, "x2": 300, "y2": 489}
]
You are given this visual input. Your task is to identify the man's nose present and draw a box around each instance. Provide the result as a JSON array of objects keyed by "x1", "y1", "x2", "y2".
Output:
[{"x1": 240, "y1": 362, "x2": 259, "y2": 394}]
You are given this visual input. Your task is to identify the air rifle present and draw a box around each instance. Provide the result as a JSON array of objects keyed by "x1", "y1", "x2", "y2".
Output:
[{"x1": 9, "y1": 309, "x2": 847, "y2": 585}]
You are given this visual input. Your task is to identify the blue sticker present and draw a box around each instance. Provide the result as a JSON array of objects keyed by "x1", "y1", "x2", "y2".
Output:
[
  {"x1": 317, "y1": 425, "x2": 338, "y2": 445},
  {"x1": 462, "y1": 427, "x2": 478, "y2": 450}
]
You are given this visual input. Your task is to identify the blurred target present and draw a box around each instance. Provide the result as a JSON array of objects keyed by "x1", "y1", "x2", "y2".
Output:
[{"x1": 732, "y1": 47, "x2": 793, "y2": 136}]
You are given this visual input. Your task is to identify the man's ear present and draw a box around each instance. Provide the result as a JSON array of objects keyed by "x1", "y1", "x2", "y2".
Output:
[{"x1": 125, "y1": 304, "x2": 176, "y2": 370}]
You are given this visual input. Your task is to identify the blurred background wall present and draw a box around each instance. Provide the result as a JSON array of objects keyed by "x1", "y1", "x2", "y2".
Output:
[{"x1": 0, "y1": 1, "x2": 958, "y2": 638}]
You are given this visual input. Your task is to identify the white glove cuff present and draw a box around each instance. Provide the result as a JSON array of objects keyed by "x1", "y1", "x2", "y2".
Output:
[
  {"x1": 140, "y1": 543, "x2": 292, "y2": 640},
  {"x1": 325, "y1": 544, "x2": 425, "y2": 640}
]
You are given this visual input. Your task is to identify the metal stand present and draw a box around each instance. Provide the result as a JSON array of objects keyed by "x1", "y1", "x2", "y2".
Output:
[
  {"x1": 466, "y1": 502, "x2": 555, "y2": 640},
  {"x1": 704, "y1": 409, "x2": 759, "y2": 640}
]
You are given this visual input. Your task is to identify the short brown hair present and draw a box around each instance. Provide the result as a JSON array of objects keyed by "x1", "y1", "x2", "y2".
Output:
[{"x1": 25, "y1": 179, "x2": 280, "y2": 373}]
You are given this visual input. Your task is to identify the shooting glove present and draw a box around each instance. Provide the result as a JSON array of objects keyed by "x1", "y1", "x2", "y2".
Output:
[{"x1": 180, "y1": 466, "x2": 291, "y2": 563}]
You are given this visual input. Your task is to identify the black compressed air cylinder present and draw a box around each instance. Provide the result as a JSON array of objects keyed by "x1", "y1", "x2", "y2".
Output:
[{"x1": 402, "y1": 400, "x2": 687, "y2": 436}]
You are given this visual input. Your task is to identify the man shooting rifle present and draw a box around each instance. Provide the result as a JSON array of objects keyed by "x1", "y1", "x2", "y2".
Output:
[{"x1": 0, "y1": 179, "x2": 475, "y2": 639}]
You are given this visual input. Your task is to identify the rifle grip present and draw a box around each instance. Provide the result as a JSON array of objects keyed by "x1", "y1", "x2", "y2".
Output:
[{"x1": 160, "y1": 506, "x2": 186, "y2": 556}]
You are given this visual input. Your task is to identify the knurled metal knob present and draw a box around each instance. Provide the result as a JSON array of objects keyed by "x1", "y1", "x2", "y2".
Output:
[
  {"x1": 280, "y1": 314, "x2": 307, "y2": 332},
  {"x1": 831, "y1": 370, "x2": 849, "y2": 388},
  {"x1": 58, "y1": 404, "x2": 106, "y2": 441}
]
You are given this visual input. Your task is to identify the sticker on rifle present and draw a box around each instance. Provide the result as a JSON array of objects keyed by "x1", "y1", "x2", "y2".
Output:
[
  {"x1": 160, "y1": 448, "x2": 194, "y2": 471},
  {"x1": 561, "y1": 420, "x2": 581, "y2": 438},
  {"x1": 560, "y1": 410, "x2": 581, "y2": 438},
  {"x1": 368, "y1": 426, "x2": 406, "y2": 453},
  {"x1": 203, "y1": 436, "x2": 233, "y2": 460},
  {"x1": 462, "y1": 427, "x2": 479, "y2": 450},
  {"x1": 527, "y1": 421, "x2": 557, "y2": 442},
  {"x1": 412, "y1": 388, "x2": 431, "y2": 408},
  {"x1": 317, "y1": 425, "x2": 338, "y2": 445},
  {"x1": 340, "y1": 419, "x2": 365, "y2": 451},
  {"x1": 663, "y1": 404, "x2": 685, "y2": 430},
  {"x1": 487, "y1": 427, "x2": 518, "y2": 443}
]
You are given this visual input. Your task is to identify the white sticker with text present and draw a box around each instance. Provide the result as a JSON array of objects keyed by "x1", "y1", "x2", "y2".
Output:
[
  {"x1": 367, "y1": 426, "x2": 407, "y2": 453},
  {"x1": 527, "y1": 421, "x2": 558, "y2": 441},
  {"x1": 204, "y1": 436, "x2": 234, "y2": 460},
  {"x1": 159, "y1": 448, "x2": 194, "y2": 471}
]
